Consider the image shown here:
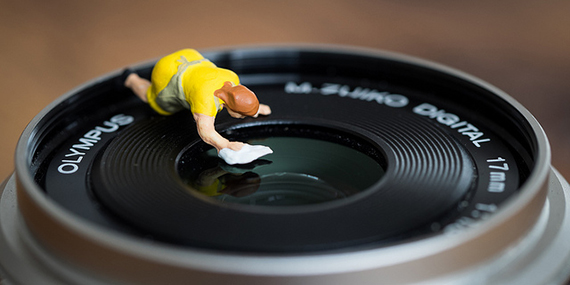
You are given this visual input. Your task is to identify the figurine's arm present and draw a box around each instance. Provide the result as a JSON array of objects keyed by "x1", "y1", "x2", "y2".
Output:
[{"x1": 193, "y1": 113, "x2": 244, "y2": 152}]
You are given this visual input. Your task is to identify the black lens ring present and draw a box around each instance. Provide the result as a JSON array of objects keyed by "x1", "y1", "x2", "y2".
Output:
[{"x1": 90, "y1": 97, "x2": 475, "y2": 252}]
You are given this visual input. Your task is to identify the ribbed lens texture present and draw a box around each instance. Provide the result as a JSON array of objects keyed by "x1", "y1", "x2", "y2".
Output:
[{"x1": 92, "y1": 100, "x2": 474, "y2": 252}]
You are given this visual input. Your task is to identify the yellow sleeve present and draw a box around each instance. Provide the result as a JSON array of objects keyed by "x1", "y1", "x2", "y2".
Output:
[{"x1": 184, "y1": 67, "x2": 240, "y2": 117}]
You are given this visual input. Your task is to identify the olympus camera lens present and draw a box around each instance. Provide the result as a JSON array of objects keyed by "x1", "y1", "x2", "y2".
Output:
[{"x1": 1, "y1": 46, "x2": 569, "y2": 284}]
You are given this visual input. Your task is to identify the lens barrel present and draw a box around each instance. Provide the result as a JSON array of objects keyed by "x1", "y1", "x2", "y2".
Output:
[{"x1": 1, "y1": 46, "x2": 569, "y2": 284}]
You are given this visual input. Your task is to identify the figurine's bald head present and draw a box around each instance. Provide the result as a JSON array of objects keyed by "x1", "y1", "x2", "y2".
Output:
[{"x1": 215, "y1": 81, "x2": 260, "y2": 117}]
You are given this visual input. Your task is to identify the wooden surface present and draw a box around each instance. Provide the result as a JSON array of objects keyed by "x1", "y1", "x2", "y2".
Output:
[{"x1": 1, "y1": 0, "x2": 569, "y2": 182}]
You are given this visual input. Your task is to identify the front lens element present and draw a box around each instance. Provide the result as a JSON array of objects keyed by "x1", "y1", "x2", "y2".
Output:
[{"x1": 181, "y1": 137, "x2": 385, "y2": 207}]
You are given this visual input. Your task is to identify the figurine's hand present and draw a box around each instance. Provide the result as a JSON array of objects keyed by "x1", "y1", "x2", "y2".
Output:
[
  {"x1": 227, "y1": 141, "x2": 245, "y2": 151},
  {"x1": 255, "y1": 104, "x2": 271, "y2": 117},
  {"x1": 218, "y1": 144, "x2": 273, "y2": 165}
]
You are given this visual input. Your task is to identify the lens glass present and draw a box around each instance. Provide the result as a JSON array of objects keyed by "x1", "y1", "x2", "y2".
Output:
[{"x1": 179, "y1": 136, "x2": 385, "y2": 207}]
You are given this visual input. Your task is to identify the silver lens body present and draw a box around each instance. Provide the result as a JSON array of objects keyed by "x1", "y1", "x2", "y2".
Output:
[
  {"x1": 1, "y1": 170, "x2": 569, "y2": 284},
  {"x1": 1, "y1": 46, "x2": 569, "y2": 284}
]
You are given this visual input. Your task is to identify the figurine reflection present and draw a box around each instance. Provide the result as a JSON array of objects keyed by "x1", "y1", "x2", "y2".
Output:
[{"x1": 192, "y1": 165, "x2": 261, "y2": 198}]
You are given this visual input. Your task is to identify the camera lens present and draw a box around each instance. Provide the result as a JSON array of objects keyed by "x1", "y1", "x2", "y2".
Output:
[{"x1": 1, "y1": 46, "x2": 569, "y2": 284}]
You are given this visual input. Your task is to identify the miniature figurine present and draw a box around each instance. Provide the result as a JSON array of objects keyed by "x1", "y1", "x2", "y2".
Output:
[{"x1": 123, "y1": 49, "x2": 272, "y2": 164}]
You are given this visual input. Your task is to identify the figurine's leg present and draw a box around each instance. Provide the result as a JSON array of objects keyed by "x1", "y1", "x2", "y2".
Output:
[{"x1": 124, "y1": 73, "x2": 151, "y2": 102}]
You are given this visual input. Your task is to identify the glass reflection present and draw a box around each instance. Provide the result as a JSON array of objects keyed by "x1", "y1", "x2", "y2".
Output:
[{"x1": 179, "y1": 137, "x2": 384, "y2": 207}]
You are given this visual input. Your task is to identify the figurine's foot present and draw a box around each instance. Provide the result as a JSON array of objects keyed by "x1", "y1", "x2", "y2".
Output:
[
  {"x1": 115, "y1": 68, "x2": 134, "y2": 89},
  {"x1": 218, "y1": 144, "x2": 273, "y2": 165}
]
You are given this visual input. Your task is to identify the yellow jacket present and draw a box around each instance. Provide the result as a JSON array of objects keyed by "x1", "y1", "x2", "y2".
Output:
[{"x1": 146, "y1": 49, "x2": 240, "y2": 117}]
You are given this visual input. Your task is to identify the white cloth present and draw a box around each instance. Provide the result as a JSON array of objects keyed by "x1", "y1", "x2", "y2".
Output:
[{"x1": 218, "y1": 144, "x2": 273, "y2": 165}]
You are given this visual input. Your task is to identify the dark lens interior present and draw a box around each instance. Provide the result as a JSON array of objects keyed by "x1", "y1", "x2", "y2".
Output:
[{"x1": 179, "y1": 136, "x2": 385, "y2": 207}]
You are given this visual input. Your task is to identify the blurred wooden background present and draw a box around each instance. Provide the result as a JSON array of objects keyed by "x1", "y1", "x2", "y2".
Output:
[{"x1": 1, "y1": 0, "x2": 569, "y2": 181}]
